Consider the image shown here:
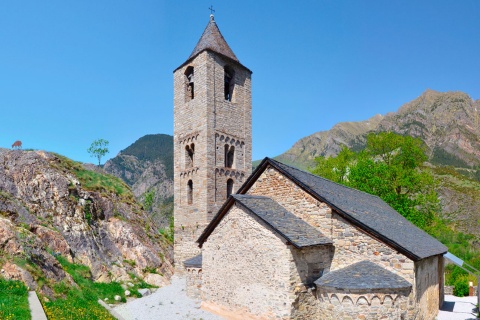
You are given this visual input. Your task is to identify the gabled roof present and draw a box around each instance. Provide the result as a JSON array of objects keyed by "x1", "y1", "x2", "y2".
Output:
[
  {"x1": 314, "y1": 260, "x2": 412, "y2": 291},
  {"x1": 236, "y1": 158, "x2": 447, "y2": 261},
  {"x1": 198, "y1": 194, "x2": 332, "y2": 249}
]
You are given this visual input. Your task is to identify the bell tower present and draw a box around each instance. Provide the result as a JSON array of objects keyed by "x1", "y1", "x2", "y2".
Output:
[{"x1": 173, "y1": 15, "x2": 252, "y2": 270}]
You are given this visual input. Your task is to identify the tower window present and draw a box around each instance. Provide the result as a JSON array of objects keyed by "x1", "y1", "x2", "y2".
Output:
[
  {"x1": 224, "y1": 66, "x2": 234, "y2": 101},
  {"x1": 185, "y1": 143, "x2": 194, "y2": 168},
  {"x1": 225, "y1": 144, "x2": 234, "y2": 168},
  {"x1": 187, "y1": 180, "x2": 193, "y2": 205},
  {"x1": 227, "y1": 179, "x2": 234, "y2": 198},
  {"x1": 185, "y1": 66, "x2": 194, "y2": 100}
]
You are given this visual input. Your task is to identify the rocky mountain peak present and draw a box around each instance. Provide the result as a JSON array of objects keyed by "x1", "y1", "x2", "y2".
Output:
[{"x1": 276, "y1": 90, "x2": 480, "y2": 169}]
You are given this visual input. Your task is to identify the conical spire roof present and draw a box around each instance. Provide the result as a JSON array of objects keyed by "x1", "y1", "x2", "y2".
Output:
[{"x1": 188, "y1": 15, "x2": 239, "y2": 62}]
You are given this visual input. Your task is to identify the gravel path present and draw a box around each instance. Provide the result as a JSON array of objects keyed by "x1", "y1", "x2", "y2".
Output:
[
  {"x1": 438, "y1": 295, "x2": 478, "y2": 320},
  {"x1": 112, "y1": 276, "x2": 223, "y2": 320},
  {"x1": 114, "y1": 280, "x2": 478, "y2": 320}
]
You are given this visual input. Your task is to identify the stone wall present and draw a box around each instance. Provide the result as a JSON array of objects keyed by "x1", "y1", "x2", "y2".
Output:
[
  {"x1": 185, "y1": 267, "x2": 202, "y2": 300},
  {"x1": 291, "y1": 288, "x2": 318, "y2": 320},
  {"x1": 288, "y1": 246, "x2": 333, "y2": 319},
  {"x1": 316, "y1": 289, "x2": 410, "y2": 320},
  {"x1": 202, "y1": 204, "x2": 293, "y2": 319},
  {"x1": 174, "y1": 52, "x2": 211, "y2": 271},
  {"x1": 445, "y1": 285, "x2": 478, "y2": 296},
  {"x1": 414, "y1": 256, "x2": 442, "y2": 320}
]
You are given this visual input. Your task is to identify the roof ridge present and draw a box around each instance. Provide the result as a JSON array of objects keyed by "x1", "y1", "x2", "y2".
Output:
[
  {"x1": 232, "y1": 194, "x2": 270, "y2": 199},
  {"x1": 267, "y1": 157, "x2": 385, "y2": 202}
]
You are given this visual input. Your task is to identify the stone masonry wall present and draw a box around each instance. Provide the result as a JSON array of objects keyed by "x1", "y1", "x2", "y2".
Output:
[
  {"x1": 202, "y1": 204, "x2": 293, "y2": 319},
  {"x1": 206, "y1": 52, "x2": 252, "y2": 221},
  {"x1": 186, "y1": 267, "x2": 202, "y2": 300},
  {"x1": 316, "y1": 289, "x2": 410, "y2": 320},
  {"x1": 413, "y1": 256, "x2": 441, "y2": 320},
  {"x1": 174, "y1": 52, "x2": 211, "y2": 271},
  {"x1": 289, "y1": 246, "x2": 333, "y2": 319}
]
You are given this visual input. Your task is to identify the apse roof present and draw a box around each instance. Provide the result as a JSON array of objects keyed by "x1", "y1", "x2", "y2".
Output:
[{"x1": 315, "y1": 260, "x2": 412, "y2": 291}]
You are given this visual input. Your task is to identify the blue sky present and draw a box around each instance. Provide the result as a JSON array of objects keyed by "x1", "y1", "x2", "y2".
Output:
[{"x1": 1, "y1": 1, "x2": 479, "y2": 164}]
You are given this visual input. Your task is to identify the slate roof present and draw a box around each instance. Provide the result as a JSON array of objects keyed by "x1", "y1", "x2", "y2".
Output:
[
  {"x1": 314, "y1": 261, "x2": 412, "y2": 291},
  {"x1": 183, "y1": 254, "x2": 202, "y2": 268},
  {"x1": 232, "y1": 195, "x2": 333, "y2": 248},
  {"x1": 236, "y1": 158, "x2": 447, "y2": 261},
  {"x1": 188, "y1": 15, "x2": 238, "y2": 62}
]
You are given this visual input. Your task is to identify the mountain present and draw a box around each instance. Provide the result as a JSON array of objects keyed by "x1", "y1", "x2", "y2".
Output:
[
  {"x1": 0, "y1": 149, "x2": 173, "y2": 296},
  {"x1": 275, "y1": 114, "x2": 383, "y2": 170},
  {"x1": 379, "y1": 90, "x2": 480, "y2": 168},
  {"x1": 103, "y1": 134, "x2": 174, "y2": 228},
  {"x1": 274, "y1": 90, "x2": 480, "y2": 237},
  {"x1": 276, "y1": 90, "x2": 480, "y2": 171}
]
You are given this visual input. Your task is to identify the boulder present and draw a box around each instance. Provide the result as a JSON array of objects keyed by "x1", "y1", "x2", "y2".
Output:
[
  {"x1": 144, "y1": 273, "x2": 169, "y2": 287},
  {"x1": 1, "y1": 262, "x2": 37, "y2": 290}
]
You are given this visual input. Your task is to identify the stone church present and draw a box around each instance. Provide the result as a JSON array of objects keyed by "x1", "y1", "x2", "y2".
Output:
[{"x1": 173, "y1": 15, "x2": 447, "y2": 320}]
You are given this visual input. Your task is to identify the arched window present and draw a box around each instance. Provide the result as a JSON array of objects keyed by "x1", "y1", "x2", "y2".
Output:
[
  {"x1": 224, "y1": 66, "x2": 234, "y2": 101},
  {"x1": 227, "y1": 179, "x2": 234, "y2": 198},
  {"x1": 185, "y1": 143, "x2": 194, "y2": 168},
  {"x1": 187, "y1": 180, "x2": 193, "y2": 205},
  {"x1": 225, "y1": 144, "x2": 234, "y2": 168},
  {"x1": 185, "y1": 66, "x2": 194, "y2": 100}
]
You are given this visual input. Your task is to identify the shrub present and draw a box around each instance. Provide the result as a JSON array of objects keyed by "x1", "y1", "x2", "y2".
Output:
[{"x1": 453, "y1": 277, "x2": 470, "y2": 297}]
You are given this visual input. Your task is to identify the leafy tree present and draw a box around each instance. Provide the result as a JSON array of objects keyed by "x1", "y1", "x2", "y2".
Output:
[
  {"x1": 310, "y1": 132, "x2": 439, "y2": 229},
  {"x1": 87, "y1": 139, "x2": 109, "y2": 166},
  {"x1": 143, "y1": 190, "x2": 155, "y2": 211},
  {"x1": 311, "y1": 145, "x2": 355, "y2": 183}
]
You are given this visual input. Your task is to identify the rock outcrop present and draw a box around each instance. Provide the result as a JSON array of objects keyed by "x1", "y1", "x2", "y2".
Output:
[
  {"x1": 104, "y1": 134, "x2": 174, "y2": 228},
  {"x1": 0, "y1": 149, "x2": 173, "y2": 296}
]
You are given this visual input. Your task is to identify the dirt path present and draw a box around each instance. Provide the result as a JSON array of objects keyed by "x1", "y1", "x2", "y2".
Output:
[{"x1": 112, "y1": 276, "x2": 222, "y2": 320}]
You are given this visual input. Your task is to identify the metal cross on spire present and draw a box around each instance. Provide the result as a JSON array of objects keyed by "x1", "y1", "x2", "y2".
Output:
[{"x1": 208, "y1": 5, "x2": 215, "y2": 15}]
